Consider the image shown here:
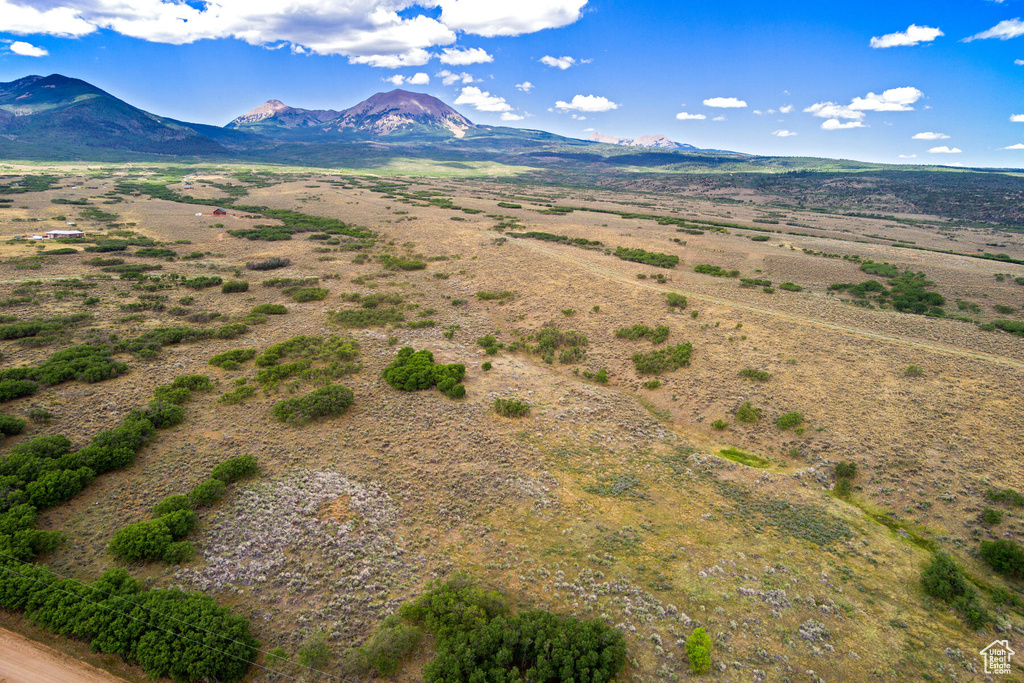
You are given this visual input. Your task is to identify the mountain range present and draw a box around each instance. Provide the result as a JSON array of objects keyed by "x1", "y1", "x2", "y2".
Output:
[{"x1": 0, "y1": 73, "x2": 758, "y2": 168}]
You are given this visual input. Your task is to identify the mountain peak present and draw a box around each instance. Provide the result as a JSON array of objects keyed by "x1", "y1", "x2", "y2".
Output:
[
  {"x1": 589, "y1": 131, "x2": 696, "y2": 150},
  {"x1": 227, "y1": 99, "x2": 341, "y2": 129},
  {"x1": 331, "y1": 90, "x2": 474, "y2": 137}
]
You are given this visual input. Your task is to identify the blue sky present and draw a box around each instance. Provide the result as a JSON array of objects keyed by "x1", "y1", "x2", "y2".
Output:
[{"x1": 1, "y1": 0, "x2": 1023, "y2": 167}]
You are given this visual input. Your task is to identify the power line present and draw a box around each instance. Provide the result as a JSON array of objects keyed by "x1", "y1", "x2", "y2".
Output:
[{"x1": 0, "y1": 552, "x2": 359, "y2": 683}]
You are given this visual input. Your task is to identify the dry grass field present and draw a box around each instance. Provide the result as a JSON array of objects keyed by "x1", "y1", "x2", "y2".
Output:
[{"x1": 0, "y1": 162, "x2": 1023, "y2": 682}]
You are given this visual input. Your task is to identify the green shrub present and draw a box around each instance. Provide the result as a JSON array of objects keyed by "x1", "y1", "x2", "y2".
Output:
[
  {"x1": 221, "y1": 280, "x2": 249, "y2": 294},
  {"x1": 616, "y1": 324, "x2": 669, "y2": 343},
  {"x1": 297, "y1": 632, "x2": 334, "y2": 670},
  {"x1": 209, "y1": 349, "x2": 257, "y2": 368},
  {"x1": 219, "y1": 385, "x2": 255, "y2": 405},
  {"x1": 476, "y1": 290, "x2": 515, "y2": 302},
  {"x1": 210, "y1": 454, "x2": 259, "y2": 484},
  {"x1": 736, "y1": 401, "x2": 761, "y2": 423},
  {"x1": 382, "y1": 348, "x2": 465, "y2": 398},
  {"x1": 0, "y1": 412, "x2": 26, "y2": 436},
  {"x1": 739, "y1": 368, "x2": 771, "y2": 381},
  {"x1": 251, "y1": 303, "x2": 288, "y2": 315},
  {"x1": 162, "y1": 540, "x2": 194, "y2": 564},
  {"x1": 481, "y1": 361, "x2": 492, "y2": 371},
  {"x1": 694, "y1": 264, "x2": 739, "y2": 278},
  {"x1": 778, "y1": 282, "x2": 802, "y2": 292},
  {"x1": 835, "y1": 461, "x2": 857, "y2": 480},
  {"x1": 921, "y1": 553, "x2": 990, "y2": 628},
  {"x1": 642, "y1": 379, "x2": 661, "y2": 390},
  {"x1": 631, "y1": 342, "x2": 692, "y2": 374},
  {"x1": 711, "y1": 419, "x2": 728, "y2": 431},
  {"x1": 494, "y1": 398, "x2": 530, "y2": 417},
  {"x1": 271, "y1": 384, "x2": 355, "y2": 424},
  {"x1": 980, "y1": 539, "x2": 1024, "y2": 579},
  {"x1": 246, "y1": 257, "x2": 291, "y2": 271},
  {"x1": 188, "y1": 478, "x2": 227, "y2": 507},
  {"x1": 982, "y1": 508, "x2": 1004, "y2": 525},
  {"x1": 686, "y1": 627, "x2": 712, "y2": 674},
  {"x1": 347, "y1": 622, "x2": 423, "y2": 676},
  {"x1": 152, "y1": 494, "x2": 190, "y2": 517},
  {"x1": 904, "y1": 364, "x2": 924, "y2": 377},
  {"x1": 987, "y1": 487, "x2": 1024, "y2": 506},
  {"x1": 182, "y1": 275, "x2": 222, "y2": 289},
  {"x1": 289, "y1": 287, "x2": 328, "y2": 302},
  {"x1": 614, "y1": 246, "x2": 678, "y2": 269},
  {"x1": 776, "y1": 412, "x2": 804, "y2": 430},
  {"x1": 666, "y1": 292, "x2": 687, "y2": 309},
  {"x1": 331, "y1": 307, "x2": 404, "y2": 327}
]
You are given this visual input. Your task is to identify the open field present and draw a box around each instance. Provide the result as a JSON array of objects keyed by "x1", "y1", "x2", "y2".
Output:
[{"x1": 0, "y1": 163, "x2": 1023, "y2": 681}]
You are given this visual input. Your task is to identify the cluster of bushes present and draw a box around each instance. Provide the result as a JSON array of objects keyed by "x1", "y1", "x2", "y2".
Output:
[
  {"x1": 615, "y1": 324, "x2": 669, "y2": 344},
  {"x1": 347, "y1": 574, "x2": 627, "y2": 682},
  {"x1": 0, "y1": 564, "x2": 257, "y2": 682},
  {"x1": 182, "y1": 275, "x2": 223, "y2": 290},
  {"x1": 263, "y1": 276, "x2": 318, "y2": 288},
  {"x1": 631, "y1": 342, "x2": 692, "y2": 375},
  {"x1": 251, "y1": 303, "x2": 288, "y2": 315},
  {"x1": 131, "y1": 247, "x2": 176, "y2": 259},
  {"x1": 987, "y1": 487, "x2": 1024, "y2": 506},
  {"x1": 980, "y1": 539, "x2": 1024, "y2": 580},
  {"x1": 116, "y1": 323, "x2": 247, "y2": 358},
  {"x1": 0, "y1": 345, "x2": 127, "y2": 403},
  {"x1": 830, "y1": 269, "x2": 946, "y2": 317},
  {"x1": 494, "y1": 398, "x2": 530, "y2": 418},
  {"x1": 779, "y1": 282, "x2": 803, "y2": 292},
  {"x1": 379, "y1": 255, "x2": 427, "y2": 271},
  {"x1": 0, "y1": 313, "x2": 91, "y2": 342},
  {"x1": 253, "y1": 335, "x2": 361, "y2": 389},
  {"x1": 508, "y1": 323, "x2": 589, "y2": 366},
  {"x1": 736, "y1": 401, "x2": 761, "y2": 423},
  {"x1": 477, "y1": 335, "x2": 504, "y2": 355},
  {"x1": 834, "y1": 461, "x2": 857, "y2": 497},
  {"x1": 666, "y1": 292, "x2": 687, "y2": 309},
  {"x1": 287, "y1": 286, "x2": 328, "y2": 302},
  {"x1": 221, "y1": 280, "x2": 249, "y2": 293},
  {"x1": 614, "y1": 246, "x2": 678, "y2": 269},
  {"x1": 109, "y1": 454, "x2": 259, "y2": 563},
  {"x1": 331, "y1": 307, "x2": 405, "y2": 327},
  {"x1": 219, "y1": 382, "x2": 256, "y2": 405},
  {"x1": 685, "y1": 627, "x2": 712, "y2": 674},
  {"x1": 739, "y1": 368, "x2": 771, "y2": 381},
  {"x1": 227, "y1": 206, "x2": 374, "y2": 242},
  {"x1": 740, "y1": 277, "x2": 772, "y2": 288},
  {"x1": 246, "y1": 256, "x2": 291, "y2": 270},
  {"x1": 271, "y1": 384, "x2": 355, "y2": 424},
  {"x1": 0, "y1": 375, "x2": 212, "y2": 562},
  {"x1": 477, "y1": 290, "x2": 515, "y2": 302},
  {"x1": 694, "y1": 264, "x2": 740, "y2": 278},
  {"x1": 775, "y1": 412, "x2": 804, "y2": 430},
  {"x1": 209, "y1": 349, "x2": 257, "y2": 370},
  {"x1": 506, "y1": 231, "x2": 603, "y2": 249},
  {"x1": 920, "y1": 553, "x2": 989, "y2": 629},
  {"x1": 383, "y1": 347, "x2": 466, "y2": 398},
  {"x1": 0, "y1": 412, "x2": 26, "y2": 439},
  {"x1": 860, "y1": 260, "x2": 901, "y2": 278}
]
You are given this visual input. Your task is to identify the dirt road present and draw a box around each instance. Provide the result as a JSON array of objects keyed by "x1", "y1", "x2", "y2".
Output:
[{"x1": 0, "y1": 628, "x2": 126, "y2": 683}]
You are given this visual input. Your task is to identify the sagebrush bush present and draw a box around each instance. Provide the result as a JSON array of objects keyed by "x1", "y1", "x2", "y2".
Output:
[
  {"x1": 246, "y1": 257, "x2": 291, "y2": 271},
  {"x1": 221, "y1": 280, "x2": 250, "y2": 294},
  {"x1": 271, "y1": 384, "x2": 355, "y2": 424},
  {"x1": 666, "y1": 292, "x2": 687, "y2": 309},
  {"x1": 251, "y1": 303, "x2": 288, "y2": 315},
  {"x1": 382, "y1": 348, "x2": 466, "y2": 398},
  {"x1": 736, "y1": 401, "x2": 761, "y2": 423},
  {"x1": 631, "y1": 342, "x2": 692, "y2": 374},
  {"x1": 494, "y1": 398, "x2": 530, "y2": 417},
  {"x1": 209, "y1": 349, "x2": 257, "y2": 369},
  {"x1": 775, "y1": 412, "x2": 804, "y2": 430},
  {"x1": 289, "y1": 287, "x2": 328, "y2": 302}
]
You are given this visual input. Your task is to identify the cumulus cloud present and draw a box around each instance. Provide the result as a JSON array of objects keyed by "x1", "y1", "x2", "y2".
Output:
[
  {"x1": 898, "y1": 154, "x2": 917, "y2": 158},
  {"x1": 454, "y1": 85, "x2": 512, "y2": 112},
  {"x1": 929, "y1": 146, "x2": 962, "y2": 153},
  {"x1": 436, "y1": 70, "x2": 476, "y2": 85},
  {"x1": 384, "y1": 74, "x2": 405, "y2": 85},
  {"x1": 912, "y1": 131, "x2": 949, "y2": 140},
  {"x1": 438, "y1": 46, "x2": 492, "y2": 64},
  {"x1": 1017, "y1": 59, "x2": 1024, "y2": 65},
  {"x1": 779, "y1": 104, "x2": 794, "y2": 114},
  {"x1": 407, "y1": 72, "x2": 429, "y2": 84},
  {"x1": 804, "y1": 102, "x2": 865, "y2": 121},
  {"x1": 9, "y1": 40, "x2": 48, "y2": 56},
  {"x1": 821, "y1": 119, "x2": 866, "y2": 130},
  {"x1": 1003, "y1": 143, "x2": 1024, "y2": 149},
  {"x1": 500, "y1": 112, "x2": 524, "y2": 121},
  {"x1": 675, "y1": 111, "x2": 706, "y2": 120},
  {"x1": 712, "y1": 115, "x2": 726, "y2": 121},
  {"x1": 555, "y1": 94, "x2": 619, "y2": 112},
  {"x1": 870, "y1": 24, "x2": 943, "y2": 48},
  {"x1": 0, "y1": 0, "x2": 588, "y2": 66},
  {"x1": 515, "y1": 81, "x2": 534, "y2": 92},
  {"x1": 436, "y1": 0, "x2": 588, "y2": 37},
  {"x1": 540, "y1": 55, "x2": 576, "y2": 69},
  {"x1": 772, "y1": 129, "x2": 797, "y2": 137},
  {"x1": 703, "y1": 96, "x2": 747, "y2": 108},
  {"x1": 965, "y1": 18, "x2": 1024, "y2": 42},
  {"x1": 1012, "y1": 114, "x2": 1024, "y2": 122},
  {"x1": 849, "y1": 87, "x2": 923, "y2": 112}
]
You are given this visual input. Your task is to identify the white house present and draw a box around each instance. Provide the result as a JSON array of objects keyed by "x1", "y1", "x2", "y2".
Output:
[{"x1": 45, "y1": 229, "x2": 85, "y2": 239}]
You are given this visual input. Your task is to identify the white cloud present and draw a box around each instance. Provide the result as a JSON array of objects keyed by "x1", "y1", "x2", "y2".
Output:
[
  {"x1": 570, "y1": 114, "x2": 586, "y2": 120},
  {"x1": 1017, "y1": 59, "x2": 1024, "y2": 65},
  {"x1": 9, "y1": 40, "x2": 48, "y2": 56},
  {"x1": 912, "y1": 131, "x2": 949, "y2": 140},
  {"x1": 407, "y1": 71, "x2": 429, "y2": 84},
  {"x1": 779, "y1": 104, "x2": 794, "y2": 114},
  {"x1": 438, "y1": 46, "x2": 492, "y2": 65},
  {"x1": 555, "y1": 94, "x2": 619, "y2": 112},
  {"x1": 898, "y1": 154, "x2": 917, "y2": 158},
  {"x1": 384, "y1": 74, "x2": 405, "y2": 85},
  {"x1": 454, "y1": 85, "x2": 512, "y2": 112},
  {"x1": 500, "y1": 112, "x2": 524, "y2": 121},
  {"x1": 675, "y1": 111, "x2": 706, "y2": 120},
  {"x1": 540, "y1": 55, "x2": 576, "y2": 69},
  {"x1": 435, "y1": 70, "x2": 476, "y2": 85},
  {"x1": 712, "y1": 115, "x2": 726, "y2": 121},
  {"x1": 804, "y1": 102, "x2": 865, "y2": 121},
  {"x1": 929, "y1": 146, "x2": 962, "y2": 153},
  {"x1": 772, "y1": 130, "x2": 797, "y2": 137},
  {"x1": 870, "y1": 24, "x2": 943, "y2": 48},
  {"x1": 965, "y1": 18, "x2": 1024, "y2": 42},
  {"x1": 435, "y1": 0, "x2": 588, "y2": 37},
  {"x1": 0, "y1": 0, "x2": 588, "y2": 66},
  {"x1": 821, "y1": 118, "x2": 866, "y2": 130},
  {"x1": 849, "y1": 87, "x2": 923, "y2": 112},
  {"x1": 1003, "y1": 143, "x2": 1024, "y2": 150},
  {"x1": 515, "y1": 81, "x2": 534, "y2": 92},
  {"x1": 753, "y1": 109, "x2": 764, "y2": 115},
  {"x1": 1012, "y1": 114, "x2": 1024, "y2": 122},
  {"x1": 704, "y1": 96, "x2": 747, "y2": 108}
]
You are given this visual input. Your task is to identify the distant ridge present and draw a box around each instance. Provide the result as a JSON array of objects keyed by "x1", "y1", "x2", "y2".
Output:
[{"x1": 588, "y1": 131, "x2": 697, "y2": 150}]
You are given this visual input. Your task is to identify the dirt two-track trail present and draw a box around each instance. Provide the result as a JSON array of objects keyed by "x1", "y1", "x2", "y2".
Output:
[
  {"x1": 0, "y1": 628, "x2": 126, "y2": 683},
  {"x1": 513, "y1": 236, "x2": 1024, "y2": 372}
]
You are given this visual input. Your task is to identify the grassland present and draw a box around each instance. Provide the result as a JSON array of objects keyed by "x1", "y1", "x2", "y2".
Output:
[{"x1": 0, "y1": 162, "x2": 1022, "y2": 682}]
